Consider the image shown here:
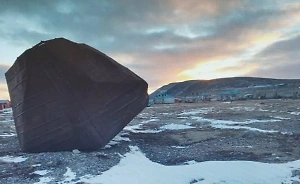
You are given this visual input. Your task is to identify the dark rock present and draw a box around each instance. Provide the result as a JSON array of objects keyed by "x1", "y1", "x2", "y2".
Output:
[{"x1": 5, "y1": 38, "x2": 148, "y2": 153}]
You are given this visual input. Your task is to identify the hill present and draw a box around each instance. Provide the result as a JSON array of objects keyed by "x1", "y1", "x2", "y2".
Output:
[{"x1": 150, "y1": 77, "x2": 300, "y2": 100}]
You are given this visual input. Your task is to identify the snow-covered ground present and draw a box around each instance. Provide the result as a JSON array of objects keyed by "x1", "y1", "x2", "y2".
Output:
[
  {"x1": 3, "y1": 146, "x2": 298, "y2": 184},
  {"x1": 191, "y1": 116, "x2": 281, "y2": 133},
  {"x1": 179, "y1": 108, "x2": 212, "y2": 115},
  {"x1": 0, "y1": 155, "x2": 28, "y2": 163},
  {"x1": 129, "y1": 107, "x2": 286, "y2": 134},
  {"x1": 290, "y1": 112, "x2": 300, "y2": 116},
  {"x1": 124, "y1": 118, "x2": 196, "y2": 133},
  {"x1": 1, "y1": 100, "x2": 300, "y2": 184},
  {"x1": 0, "y1": 133, "x2": 16, "y2": 137},
  {"x1": 78, "y1": 146, "x2": 300, "y2": 184}
]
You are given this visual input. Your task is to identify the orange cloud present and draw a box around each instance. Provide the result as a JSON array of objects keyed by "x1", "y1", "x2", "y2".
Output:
[
  {"x1": 168, "y1": 0, "x2": 241, "y2": 18},
  {"x1": 250, "y1": 33, "x2": 280, "y2": 45},
  {"x1": 178, "y1": 58, "x2": 259, "y2": 81}
]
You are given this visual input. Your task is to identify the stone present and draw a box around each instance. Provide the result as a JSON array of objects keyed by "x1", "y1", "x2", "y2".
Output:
[
  {"x1": 5, "y1": 38, "x2": 148, "y2": 153},
  {"x1": 72, "y1": 149, "x2": 80, "y2": 154}
]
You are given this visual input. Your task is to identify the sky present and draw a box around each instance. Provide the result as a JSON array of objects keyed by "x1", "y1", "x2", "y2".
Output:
[{"x1": 1, "y1": 0, "x2": 300, "y2": 99}]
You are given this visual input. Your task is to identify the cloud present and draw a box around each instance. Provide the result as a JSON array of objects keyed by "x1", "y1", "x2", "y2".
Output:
[
  {"x1": 247, "y1": 62, "x2": 300, "y2": 79},
  {"x1": 0, "y1": 64, "x2": 9, "y2": 99},
  {"x1": 0, "y1": 0, "x2": 300, "y2": 95},
  {"x1": 0, "y1": 84, "x2": 9, "y2": 100},
  {"x1": 256, "y1": 34, "x2": 300, "y2": 59},
  {"x1": 246, "y1": 34, "x2": 300, "y2": 78},
  {"x1": 0, "y1": 64, "x2": 9, "y2": 83}
]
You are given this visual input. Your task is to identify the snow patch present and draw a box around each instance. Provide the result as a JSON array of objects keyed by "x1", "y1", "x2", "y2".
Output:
[
  {"x1": 234, "y1": 146, "x2": 253, "y2": 149},
  {"x1": 179, "y1": 108, "x2": 212, "y2": 115},
  {"x1": 0, "y1": 120, "x2": 14, "y2": 123},
  {"x1": 171, "y1": 146, "x2": 186, "y2": 149},
  {"x1": 272, "y1": 116, "x2": 291, "y2": 120},
  {"x1": 213, "y1": 124, "x2": 278, "y2": 133},
  {"x1": 78, "y1": 146, "x2": 300, "y2": 184},
  {"x1": 125, "y1": 122, "x2": 194, "y2": 133},
  {"x1": 0, "y1": 155, "x2": 27, "y2": 163},
  {"x1": 0, "y1": 133, "x2": 16, "y2": 137},
  {"x1": 281, "y1": 132, "x2": 294, "y2": 135},
  {"x1": 177, "y1": 116, "x2": 189, "y2": 119},
  {"x1": 192, "y1": 117, "x2": 280, "y2": 133},
  {"x1": 33, "y1": 177, "x2": 53, "y2": 184},
  {"x1": 124, "y1": 124, "x2": 162, "y2": 134},
  {"x1": 230, "y1": 107, "x2": 255, "y2": 111},
  {"x1": 290, "y1": 112, "x2": 300, "y2": 115},
  {"x1": 184, "y1": 160, "x2": 197, "y2": 165},
  {"x1": 259, "y1": 108, "x2": 269, "y2": 112},
  {"x1": 0, "y1": 108, "x2": 12, "y2": 114},
  {"x1": 33, "y1": 170, "x2": 50, "y2": 176},
  {"x1": 160, "y1": 123, "x2": 195, "y2": 130},
  {"x1": 104, "y1": 133, "x2": 131, "y2": 148},
  {"x1": 160, "y1": 112, "x2": 172, "y2": 115},
  {"x1": 247, "y1": 119, "x2": 281, "y2": 123},
  {"x1": 244, "y1": 107, "x2": 256, "y2": 111},
  {"x1": 124, "y1": 118, "x2": 162, "y2": 133},
  {"x1": 34, "y1": 168, "x2": 76, "y2": 184},
  {"x1": 61, "y1": 167, "x2": 76, "y2": 183},
  {"x1": 123, "y1": 124, "x2": 142, "y2": 132}
]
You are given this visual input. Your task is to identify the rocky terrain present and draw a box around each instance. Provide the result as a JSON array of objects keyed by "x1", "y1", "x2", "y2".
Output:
[
  {"x1": 151, "y1": 77, "x2": 300, "y2": 99},
  {"x1": 0, "y1": 99, "x2": 300, "y2": 183}
]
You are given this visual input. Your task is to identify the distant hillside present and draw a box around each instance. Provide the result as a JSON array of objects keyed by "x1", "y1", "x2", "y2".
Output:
[{"x1": 150, "y1": 77, "x2": 300, "y2": 99}]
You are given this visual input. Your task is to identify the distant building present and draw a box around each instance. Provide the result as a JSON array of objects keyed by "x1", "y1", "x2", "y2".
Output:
[
  {"x1": 0, "y1": 100, "x2": 11, "y2": 110},
  {"x1": 148, "y1": 99, "x2": 154, "y2": 107},
  {"x1": 174, "y1": 98, "x2": 182, "y2": 103},
  {"x1": 200, "y1": 93, "x2": 211, "y2": 101},
  {"x1": 153, "y1": 94, "x2": 175, "y2": 104},
  {"x1": 183, "y1": 92, "x2": 211, "y2": 103},
  {"x1": 219, "y1": 90, "x2": 242, "y2": 101},
  {"x1": 244, "y1": 94, "x2": 254, "y2": 99},
  {"x1": 184, "y1": 96, "x2": 197, "y2": 103}
]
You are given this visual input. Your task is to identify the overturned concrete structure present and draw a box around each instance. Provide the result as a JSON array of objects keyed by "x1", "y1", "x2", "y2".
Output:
[{"x1": 5, "y1": 38, "x2": 148, "y2": 153}]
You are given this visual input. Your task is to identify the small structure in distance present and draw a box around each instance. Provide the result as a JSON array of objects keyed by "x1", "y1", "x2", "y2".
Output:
[
  {"x1": 219, "y1": 90, "x2": 242, "y2": 101},
  {"x1": 0, "y1": 100, "x2": 11, "y2": 110},
  {"x1": 153, "y1": 93, "x2": 176, "y2": 104}
]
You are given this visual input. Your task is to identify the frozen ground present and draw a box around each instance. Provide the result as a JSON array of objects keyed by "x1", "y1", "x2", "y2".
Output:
[{"x1": 0, "y1": 99, "x2": 300, "y2": 183}]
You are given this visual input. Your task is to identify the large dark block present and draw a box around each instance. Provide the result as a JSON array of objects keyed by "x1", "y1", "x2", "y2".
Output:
[{"x1": 5, "y1": 38, "x2": 148, "y2": 153}]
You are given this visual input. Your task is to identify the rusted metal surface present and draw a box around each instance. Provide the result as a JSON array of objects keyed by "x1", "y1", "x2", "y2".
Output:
[{"x1": 5, "y1": 38, "x2": 149, "y2": 153}]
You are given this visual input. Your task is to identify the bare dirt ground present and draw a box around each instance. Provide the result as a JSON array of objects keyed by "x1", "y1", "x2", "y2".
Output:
[
  {"x1": 130, "y1": 99, "x2": 300, "y2": 165},
  {"x1": 0, "y1": 99, "x2": 299, "y2": 183}
]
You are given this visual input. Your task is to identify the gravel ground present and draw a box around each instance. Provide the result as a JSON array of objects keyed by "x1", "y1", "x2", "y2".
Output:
[{"x1": 0, "y1": 99, "x2": 300, "y2": 183}]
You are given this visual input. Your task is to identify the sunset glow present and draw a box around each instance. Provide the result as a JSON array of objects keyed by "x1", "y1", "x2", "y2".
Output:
[{"x1": 179, "y1": 58, "x2": 254, "y2": 80}]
